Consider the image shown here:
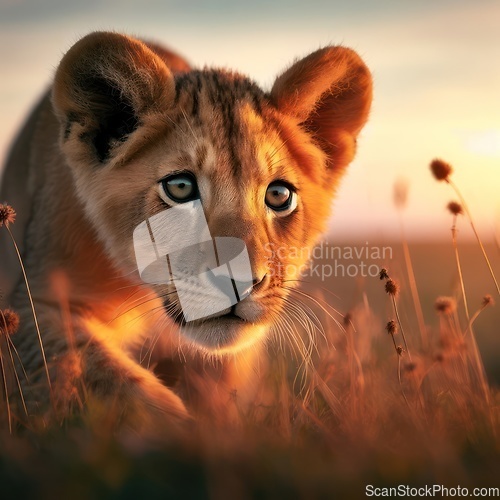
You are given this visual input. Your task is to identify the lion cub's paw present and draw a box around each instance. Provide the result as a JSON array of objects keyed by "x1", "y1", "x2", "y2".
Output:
[{"x1": 82, "y1": 342, "x2": 193, "y2": 439}]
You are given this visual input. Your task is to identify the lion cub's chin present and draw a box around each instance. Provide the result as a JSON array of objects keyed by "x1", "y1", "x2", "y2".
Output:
[{"x1": 179, "y1": 317, "x2": 269, "y2": 355}]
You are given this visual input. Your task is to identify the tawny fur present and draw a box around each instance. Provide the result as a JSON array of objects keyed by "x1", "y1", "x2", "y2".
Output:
[{"x1": 0, "y1": 32, "x2": 372, "y2": 434}]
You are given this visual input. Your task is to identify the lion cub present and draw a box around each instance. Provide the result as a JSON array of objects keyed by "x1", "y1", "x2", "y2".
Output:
[{"x1": 0, "y1": 32, "x2": 371, "y2": 434}]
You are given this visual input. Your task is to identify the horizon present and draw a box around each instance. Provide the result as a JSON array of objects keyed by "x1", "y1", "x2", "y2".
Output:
[{"x1": 1, "y1": 0, "x2": 498, "y2": 241}]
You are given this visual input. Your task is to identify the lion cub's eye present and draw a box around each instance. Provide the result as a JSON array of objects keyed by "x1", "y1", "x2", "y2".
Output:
[
  {"x1": 265, "y1": 182, "x2": 297, "y2": 216},
  {"x1": 159, "y1": 173, "x2": 199, "y2": 204}
]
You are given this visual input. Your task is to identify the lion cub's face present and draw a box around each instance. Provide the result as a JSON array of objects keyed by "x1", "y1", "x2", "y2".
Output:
[{"x1": 52, "y1": 33, "x2": 372, "y2": 354}]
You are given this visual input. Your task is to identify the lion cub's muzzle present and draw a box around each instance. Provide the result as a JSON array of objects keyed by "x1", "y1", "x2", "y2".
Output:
[{"x1": 132, "y1": 200, "x2": 266, "y2": 324}]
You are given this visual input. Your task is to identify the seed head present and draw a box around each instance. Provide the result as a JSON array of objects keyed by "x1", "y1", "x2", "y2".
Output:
[
  {"x1": 447, "y1": 201, "x2": 463, "y2": 216},
  {"x1": 386, "y1": 320, "x2": 397, "y2": 335},
  {"x1": 482, "y1": 294, "x2": 494, "y2": 308},
  {"x1": 435, "y1": 296, "x2": 457, "y2": 315},
  {"x1": 405, "y1": 361, "x2": 417, "y2": 373},
  {"x1": 0, "y1": 203, "x2": 16, "y2": 228},
  {"x1": 379, "y1": 268, "x2": 389, "y2": 280},
  {"x1": 343, "y1": 312, "x2": 353, "y2": 329},
  {"x1": 385, "y1": 279, "x2": 399, "y2": 296},
  {"x1": 396, "y1": 345, "x2": 404, "y2": 356},
  {"x1": 434, "y1": 352, "x2": 445, "y2": 363},
  {"x1": 0, "y1": 308, "x2": 20, "y2": 336},
  {"x1": 430, "y1": 159, "x2": 453, "y2": 182}
]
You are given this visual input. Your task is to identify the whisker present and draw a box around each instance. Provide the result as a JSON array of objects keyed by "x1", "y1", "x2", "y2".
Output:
[
  {"x1": 108, "y1": 290, "x2": 178, "y2": 324},
  {"x1": 284, "y1": 286, "x2": 346, "y2": 336},
  {"x1": 283, "y1": 280, "x2": 343, "y2": 314},
  {"x1": 283, "y1": 294, "x2": 327, "y2": 344},
  {"x1": 280, "y1": 313, "x2": 313, "y2": 393},
  {"x1": 281, "y1": 297, "x2": 320, "y2": 358},
  {"x1": 140, "y1": 301, "x2": 180, "y2": 366}
]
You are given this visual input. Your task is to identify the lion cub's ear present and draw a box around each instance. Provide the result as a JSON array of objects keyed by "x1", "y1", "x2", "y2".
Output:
[
  {"x1": 52, "y1": 32, "x2": 176, "y2": 163},
  {"x1": 271, "y1": 47, "x2": 372, "y2": 176}
]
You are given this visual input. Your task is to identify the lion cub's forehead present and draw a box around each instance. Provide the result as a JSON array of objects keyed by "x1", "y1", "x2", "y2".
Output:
[{"x1": 170, "y1": 70, "x2": 289, "y2": 184}]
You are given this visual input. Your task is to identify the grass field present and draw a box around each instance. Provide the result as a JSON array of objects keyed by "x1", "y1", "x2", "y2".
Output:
[
  {"x1": 313, "y1": 239, "x2": 500, "y2": 382},
  {"x1": 1, "y1": 229, "x2": 499, "y2": 498}
]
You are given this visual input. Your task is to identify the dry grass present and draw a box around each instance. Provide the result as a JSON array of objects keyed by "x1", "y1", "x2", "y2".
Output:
[{"x1": 0, "y1": 161, "x2": 499, "y2": 498}]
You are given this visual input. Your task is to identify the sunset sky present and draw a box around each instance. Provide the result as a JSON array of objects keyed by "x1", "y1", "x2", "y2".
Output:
[{"x1": 0, "y1": 0, "x2": 498, "y2": 241}]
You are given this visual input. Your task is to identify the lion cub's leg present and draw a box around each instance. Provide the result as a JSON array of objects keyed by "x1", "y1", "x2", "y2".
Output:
[
  {"x1": 78, "y1": 335, "x2": 191, "y2": 435},
  {"x1": 12, "y1": 302, "x2": 190, "y2": 436}
]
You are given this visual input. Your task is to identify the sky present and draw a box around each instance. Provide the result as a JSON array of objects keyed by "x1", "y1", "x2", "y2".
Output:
[{"x1": 0, "y1": 0, "x2": 499, "y2": 241}]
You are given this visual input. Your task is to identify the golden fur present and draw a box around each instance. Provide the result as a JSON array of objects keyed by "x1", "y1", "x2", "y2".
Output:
[{"x1": 0, "y1": 32, "x2": 372, "y2": 433}]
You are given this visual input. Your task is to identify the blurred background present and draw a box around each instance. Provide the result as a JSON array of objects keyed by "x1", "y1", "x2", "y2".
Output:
[
  {"x1": 1, "y1": 0, "x2": 499, "y2": 376},
  {"x1": 1, "y1": 0, "x2": 499, "y2": 241}
]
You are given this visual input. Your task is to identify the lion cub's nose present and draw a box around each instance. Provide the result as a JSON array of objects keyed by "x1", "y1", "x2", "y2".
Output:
[{"x1": 242, "y1": 274, "x2": 268, "y2": 298}]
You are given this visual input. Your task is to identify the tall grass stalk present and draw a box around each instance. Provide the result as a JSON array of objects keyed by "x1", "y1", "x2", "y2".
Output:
[
  {"x1": 430, "y1": 159, "x2": 499, "y2": 295},
  {"x1": 0, "y1": 342, "x2": 11, "y2": 434},
  {"x1": 4, "y1": 225, "x2": 52, "y2": 394},
  {"x1": 451, "y1": 215, "x2": 470, "y2": 320},
  {"x1": 448, "y1": 209, "x2": 490, "y2": 401},
  {"x1": 383, "y1": 275, "x2": 412, "y2": 362},
  {"x1": 447, "y1": 179, "x2": 500, "y2": 296},
  {"x1": 394, "y1": 179, "x2": 427, "y2": 348},
  {"x1": 5, "y1": 337, "x2": 28, "y2": 418},
  {"x1": 401, "y1": 237, "x2": 427, "y2": 348},
  {"x1": 0, "y1": 310, "x2": 28, "y2": 420}
]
